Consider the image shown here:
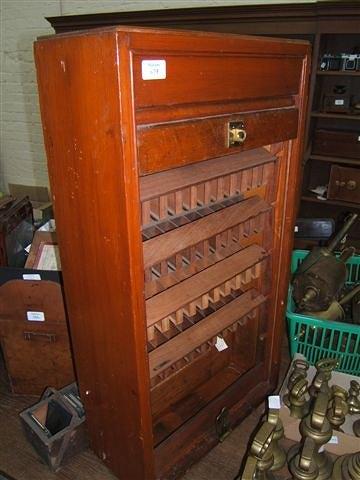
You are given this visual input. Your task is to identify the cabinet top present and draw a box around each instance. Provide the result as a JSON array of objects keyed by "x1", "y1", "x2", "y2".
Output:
[{"x1": 36, "y1": 24, "x2": 310, "y2": 56}]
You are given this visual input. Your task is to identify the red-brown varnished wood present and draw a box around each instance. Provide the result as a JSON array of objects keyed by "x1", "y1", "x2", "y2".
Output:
[
  {"x1": 34, "y1": 30, "x2": 154, "y2": 480},
  {"x1": 148, "y1": 290, "x2": 265, "y2": 378},
  {"x1": 146, "y1": 244, "x2": 265, "y2": 326},
  {"x1": 34, "y1": 26, "x2": 310, "y2": 480},
  {"x1": 140, "y1": 148, "x2": 275, "y2": 201},
  {"x1": 138, "y1": 108, "x2": 298, "y2": 174},
  {"x1": 143, "y1": 196, "x2": 270, "y2": 269}
]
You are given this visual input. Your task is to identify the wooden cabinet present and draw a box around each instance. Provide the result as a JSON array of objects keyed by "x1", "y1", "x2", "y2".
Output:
[
  {"x1": 34, "y1": 27, "x2": 310, "y2": 479},
  {"x1": 301, "y1": 32, "x2": 360, "y2": 243}
]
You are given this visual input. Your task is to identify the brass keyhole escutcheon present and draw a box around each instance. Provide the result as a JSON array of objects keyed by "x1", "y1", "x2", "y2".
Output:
[{"x1": 228, "y1": 121, "x2": 247, "y2": 147}]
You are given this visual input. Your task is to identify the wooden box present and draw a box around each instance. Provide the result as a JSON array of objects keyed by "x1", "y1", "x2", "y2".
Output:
[
  {"x1": 0, "y1": 268, "x2": 75, "y2": 395},
  {"x1": 20, "y1": 383, "x2": 87, "y2": 471},
  {"x1": 328, "y1": 165, "x2": 360, "y2": 204},
  {"x1": 34, "y1": 27, "x2": 310, "y2": 479},
  {"x1": 312, "y1": 129, "x2": 360, "y2": 159}
]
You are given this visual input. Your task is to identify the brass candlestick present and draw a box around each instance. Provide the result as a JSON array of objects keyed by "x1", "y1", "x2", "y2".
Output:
[
  {"x1": 309, "y1": 358, "x2": 338, "y2": 400},
  {"x1": 240, "y1": 422, "x2": 276, "y2": 480},
  {"x1": 332, "y1": 452, "x2": 360, "y2": 480},
  {"x1": 288, "y1": 377, "x2": 310, "y2": 419},
  {"x1": 288, "y1": 437, "x2": 319, "y2": 480},
  {"x1": 348, "y1": 380, "x2": 360, "y2": 415},
  {"x1": 327, "y1": 385, "x2": 349, "y2": 431},
  {"x1": 296, "y1": 392, "x2": 333, "y2": 480},
  {"x1": 284, "y1": 359, "x2": 310, "y2": 408},
  {"x1": 267, "y1": 408, "x2": 286, "y2": 472}
]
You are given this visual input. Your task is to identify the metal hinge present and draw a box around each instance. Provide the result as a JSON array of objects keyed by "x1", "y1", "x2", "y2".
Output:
[{"x1": 216, "y1": 407, "x2": 232, "y2": 442}]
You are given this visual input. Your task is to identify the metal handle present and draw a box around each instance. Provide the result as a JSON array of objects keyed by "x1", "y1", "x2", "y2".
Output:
[
  {"x1": 346, "y1": 180, "x2": 357, "y2": 190},
  {"x1": 23, "y1": 331, "x2": 57, "y2": 343}
]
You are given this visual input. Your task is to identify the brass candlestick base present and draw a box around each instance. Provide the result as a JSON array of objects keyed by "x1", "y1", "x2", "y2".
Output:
[
  {"x1": 332, "y1": 453, "x2": 360, "y2": 480},
  {"x1": 287, "y1": 444, "x2": 332, "y2": 479},
  {"x1": 299, "y1": 392, "x2": 333, "y2": 479},
  {"x1": 289, "y1": 438, "x2": 319, "y2": 480}
]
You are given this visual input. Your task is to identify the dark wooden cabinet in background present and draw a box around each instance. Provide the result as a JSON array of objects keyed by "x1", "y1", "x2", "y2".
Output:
[
  {"x1": 47, "y1": 1, "x2": 360, "y2": 247},
  {"x1": 35, "y1": 27, "x2": 310, "y2": 479}
]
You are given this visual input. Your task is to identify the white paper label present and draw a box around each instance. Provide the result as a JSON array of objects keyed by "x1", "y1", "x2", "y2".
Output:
[
  {"x1": 294, "y1": 226, "x2": 299, "y2": 232},
  {"x1": 334, "y1": 99, "x2": 344, "y2": 105},
  {"x1": 27, "y1": 311, "x2": 45, "y2": 322},
  {"x1": 23, "y1": 274, "x2": 41, "y2": 281},
  {"x1": 215, "y1": 336, "x2": 228, "y2": 352},
  {"x1": 329, "y1": 435, "x2": 338, "y2": 444},
  {"x1": 268, "y1": 395, "x2": 281, "y2": 409},
  {"x1": 141, "y1": 60, "x2": 166, "y2": 80}
]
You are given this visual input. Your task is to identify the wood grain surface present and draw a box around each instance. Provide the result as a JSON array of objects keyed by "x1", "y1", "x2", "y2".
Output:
[{"x1": 34, "y1": 26, "x2": 310, "y2": 480}]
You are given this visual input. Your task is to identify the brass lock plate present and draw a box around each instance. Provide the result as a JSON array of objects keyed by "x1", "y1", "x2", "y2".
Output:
[{"x1": 228, "y1": 121, "x2": 247, "y2": 147}]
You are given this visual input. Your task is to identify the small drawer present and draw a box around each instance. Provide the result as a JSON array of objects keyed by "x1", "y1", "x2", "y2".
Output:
[
  {"x1": 313, "y1": 129, "x2": 360, "y2": 160},
  {"x1": 137, "y1": 108, "x2": 298, "y2": 175},
  {"x1": 327, "y1": 165, "x2": 360, "y2": 204}
]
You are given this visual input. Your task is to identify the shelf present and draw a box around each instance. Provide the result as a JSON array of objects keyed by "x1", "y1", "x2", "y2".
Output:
[
  {"x1": 308, "y1": 154, "x2": 359, "y2": 166},
  {"x1": 301, "y1": 194, "x2": 359, "y2": 209},
  {"x1": 316, "y1": 70, "x2": 360, "y2": 77},
  {"x1": 311, "y1": 112, "x2": 360, "y2": 121}
]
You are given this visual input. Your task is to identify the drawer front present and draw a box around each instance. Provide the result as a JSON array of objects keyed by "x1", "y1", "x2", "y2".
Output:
[
  {"x1": 328, "y1": 165, "x2": 360, "y2": 204},
  {"x1": 313, "y1": 129, "x2": 360, "y2": 159},
  {"x1": 138, "y1": 108, "x2": 298, "y2": 175},
  {"x1": 133, "y1": 54, "x2": 302, "y2": 109}
]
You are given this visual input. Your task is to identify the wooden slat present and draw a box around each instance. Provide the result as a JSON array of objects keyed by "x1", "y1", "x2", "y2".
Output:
[
  {"x1": 144, "y1": 230, "x2": 264, "y2": 299},
  {"x1": 148, "y1": 290, "x2": 265, "y2": 378},
  {"x1": 140, "y1": 148, "x2": 275, "y2": 201},
  {"x1": 146, "y1": 244, "x2": 266, "y2": 326},
  {"x1": 143, "y1": 195, "x2": 270, "y2": 269}
]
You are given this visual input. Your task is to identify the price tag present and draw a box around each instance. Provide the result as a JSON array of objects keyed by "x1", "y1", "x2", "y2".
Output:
[
  {"x1": 141, "y1": 60, "x2": 166, "y2": 80},
  {"x1": 334, "y1": 99, "x2": 344, "y2": 105},
  {"x1": 268, "y1": 395, "x2": 281, "y2": 409},
  {"x1": 23, "y1": 274, "x2": 41, "y2": 281},
  {"x1": 328, "y1": 435, "x2": 338, "y2": 444},
  {"x1": 215, "y1": 336, "x2": 228, "y2": 352},
  {"x1": 27, "y1": 311, "x2": 45, "y2": 322}
]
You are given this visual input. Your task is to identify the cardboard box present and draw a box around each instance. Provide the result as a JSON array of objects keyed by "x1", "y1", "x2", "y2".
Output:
[
  {"x1": 279, "y1": 354, "x2": 360, "y2": 455},
  {"x1": 9, "y1": 184, "x2": 53, "y2": 224}
]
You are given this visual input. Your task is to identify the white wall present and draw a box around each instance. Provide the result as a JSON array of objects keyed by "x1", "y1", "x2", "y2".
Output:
[{"x1": 0, "y1": 0, "x2": 317, "y2": 191}]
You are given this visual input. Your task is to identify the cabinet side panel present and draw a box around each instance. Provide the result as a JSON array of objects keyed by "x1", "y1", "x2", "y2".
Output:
[{"x1": 34, "y1": 32, "x2": 154, "y2": 480}]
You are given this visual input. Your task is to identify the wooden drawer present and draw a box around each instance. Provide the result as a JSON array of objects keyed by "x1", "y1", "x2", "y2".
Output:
[
  {"x1": 313, "y1": 129, "x2": 360, "y2": 159},
  {"x1": 132, "y1": 53, "x2": 302, "y2": 109},
  {"x1": 328, "y1": 165, "x2": 360, "y2": 204},
  {"x1": 138, "y1": 108, "x2": 298, "y2": 174}
]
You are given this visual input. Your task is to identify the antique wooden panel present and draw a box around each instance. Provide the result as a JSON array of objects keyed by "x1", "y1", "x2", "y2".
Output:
[{"x1": 34, "y1": 26, "x2": 310, "y2": 480}]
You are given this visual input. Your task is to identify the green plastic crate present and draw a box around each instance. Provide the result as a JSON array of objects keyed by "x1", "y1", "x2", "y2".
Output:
[{"x1": 286, "y1": 249, "x2": 360, "y2": 375}]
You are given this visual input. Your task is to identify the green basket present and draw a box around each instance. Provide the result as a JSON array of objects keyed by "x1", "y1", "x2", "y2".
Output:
[{"x1": 286, "y1": 249, "x2": 360, "y2": 375}]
